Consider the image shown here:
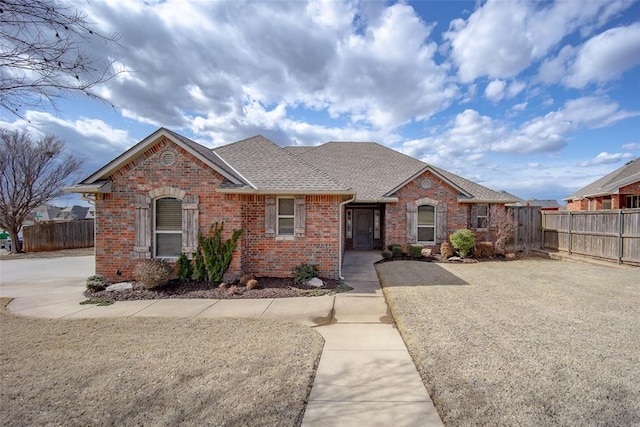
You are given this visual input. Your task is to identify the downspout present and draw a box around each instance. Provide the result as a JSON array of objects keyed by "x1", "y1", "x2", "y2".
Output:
[{"x1": 338, "y1": 195, "x2": 357, "y2": 280}]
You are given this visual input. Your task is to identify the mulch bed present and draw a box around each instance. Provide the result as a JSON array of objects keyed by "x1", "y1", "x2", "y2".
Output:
[{"x1": 85, "y1": 277, "x2": 348, "y2": 301}]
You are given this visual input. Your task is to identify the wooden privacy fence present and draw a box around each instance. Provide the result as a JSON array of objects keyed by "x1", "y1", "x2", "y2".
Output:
[
  {"x1": 508, "y1": 206, "x2": 542, "y2": 254},
  {"x1": 23, "y1": 220, "x2": 94, "y2": 252},
  {"x1": 542, "y1": 209, "x2": 640, "y2": 265}
]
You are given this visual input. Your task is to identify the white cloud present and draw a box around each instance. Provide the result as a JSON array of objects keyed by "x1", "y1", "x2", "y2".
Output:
[
  {"x1": 74, "y1": 0, "x2": 456, "y2": 142},
  {"x1": 578, "y1": 152, "x2": 633, "y2": 167},
  {"x1": 567, "y1": 23, "x2": 640, "y2": 88},
  {"x1": 621, "y1": 143, "x2": 640, "y2": 150},
  {"x1": 484, "y1": 80, "x2": 506, "y2": 102},
  {"x1": 445, "y1": 0, "x2": 634, "y2": 82},
  {"x1": 512, "y1": 102, "x2": 528, "y2": 112}
]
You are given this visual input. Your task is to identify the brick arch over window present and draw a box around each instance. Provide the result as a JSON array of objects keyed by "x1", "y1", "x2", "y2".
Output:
[
  {"x1": 406, "y1": 197, "x2": 447, "y2": 244},
  {"x1": 133, "y1": 188, "x2": 198, "y2": 259}
]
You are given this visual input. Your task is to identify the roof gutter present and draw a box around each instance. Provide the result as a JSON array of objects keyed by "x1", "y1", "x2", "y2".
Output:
[
  {"x1": 339, "y1": 194, "x2": 357, "y2": 280},
  {"x1": 215, "y1": 188, "x2": 355, "y2": 196}
]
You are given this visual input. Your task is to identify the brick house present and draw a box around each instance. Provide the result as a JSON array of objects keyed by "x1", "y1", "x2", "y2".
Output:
[
  {"x1": 565, "y1": 158, "x2": 640, "y2": 211},
  {"x1": 66, "y1": 127, "x2": 518, "y2": 282}
]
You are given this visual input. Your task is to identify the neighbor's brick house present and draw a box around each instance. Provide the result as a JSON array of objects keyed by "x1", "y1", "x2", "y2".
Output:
[
  {"x1": 67, "y1": 128, "x2": 518, "y2": 282},
  {"x1": 565, "y1": 158, "x2": 640, "y2": 211}
]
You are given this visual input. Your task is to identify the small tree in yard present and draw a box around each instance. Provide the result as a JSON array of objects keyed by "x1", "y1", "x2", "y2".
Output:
[
  {"x1": 489, "y1": 205, "x2": 518, "y2": 254},
  {"x1": 198, "y1": 222, "x2": 243, "y2": 283},
  {"x1": 0, "y1": 130, "x2": 82, "y2": 253}
]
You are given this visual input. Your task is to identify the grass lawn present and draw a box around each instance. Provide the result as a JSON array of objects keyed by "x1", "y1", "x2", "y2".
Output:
[
  {"x1": 0, "y1": 298, "x2": 323, "y2": 426},
  {"x1": 377, "y1": 258, "x2": 640, "y2": 425}
]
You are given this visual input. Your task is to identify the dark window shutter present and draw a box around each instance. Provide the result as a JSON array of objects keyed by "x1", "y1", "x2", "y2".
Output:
[
  {"x1": 182, "y1": 194, "x2": 198, "y2": 255},
  {"x1": 406, "y1": 202, "x2": 417, "y2": 243},
  {"x1": 436, "y1": 202, "x2": 447, "y2": 243},
  {"x1": 295, "y1": 196, "x2": 306, "y2": 237},
  {"x1": 265, "y1": 195, "x2": 276, "y2": 237},
  {"x1": 134, "y1": 194, "x2": 151, "y2": 259}
]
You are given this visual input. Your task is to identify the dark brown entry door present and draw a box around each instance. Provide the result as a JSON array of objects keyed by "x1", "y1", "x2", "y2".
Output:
[{"x1": 354, "y1": 210, "x2": 373, "y2": 250}]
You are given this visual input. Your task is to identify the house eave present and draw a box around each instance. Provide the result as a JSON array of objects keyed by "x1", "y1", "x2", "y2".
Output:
[
  {"x1": 215, "y1": 188, "x2": 356, "y2": 196},
  {"x1": 63, "y1": 181, "x2": 112, "y2": 194},
  {"x1": 457, "y1": 198, "x2": 520, "y2": 204},
  {"x1": 384, "y1": 165, "x2": 473, "y2": 198}
]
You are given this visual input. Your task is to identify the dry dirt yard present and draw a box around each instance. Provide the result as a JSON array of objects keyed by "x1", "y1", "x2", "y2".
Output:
[
  {"x1": 0, "y1": 298, "x2": 323, "y2": 426},
  {"x1": 376, "y1": 258, "x2": 640, "y2": 426}
]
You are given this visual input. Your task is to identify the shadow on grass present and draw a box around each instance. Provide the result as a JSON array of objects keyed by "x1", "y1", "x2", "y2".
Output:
[{"x1": 375, "y1": 261, "x2": 469, "y2": 287}]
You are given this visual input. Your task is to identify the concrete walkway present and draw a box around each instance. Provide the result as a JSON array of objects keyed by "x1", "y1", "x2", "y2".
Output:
[
  {"x1": 302, "y1": 251, "x2": 442, "y2": 426},
  {"x1": 0, "y1": 252, "x2": 443, "y2": 425}
]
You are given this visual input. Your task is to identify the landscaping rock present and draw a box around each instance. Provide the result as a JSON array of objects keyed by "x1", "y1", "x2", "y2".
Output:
[
  {"x1": 447, "y1": 256, "x2": 462, "y2": 262},
  {"x1": 306, "y1": 277, "x2": 324, "y2": 288},
  {"x1": 105, "y1": 282, "x2": 133, "y2": 292}
]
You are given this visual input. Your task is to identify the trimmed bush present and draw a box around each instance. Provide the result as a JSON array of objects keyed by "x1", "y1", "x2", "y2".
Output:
[
  {"x1": 381, "y1": 250, "x2": 393, "y2": 260},
  {"x1": 475, "y1": 241, "x2": 495, "y2": 258},
  {"x1": 391, "y1": 245, "x2": 403, "y2": 258},
  {"x1": 134, "y1": 260, "x2": 174, "y2": 289},
  {"x1": 408, "y1": 244, "x2": 423, "y2": 258},
  {"x1": 440, "y1": 242, "x2": 454, "y2": 258},
  {"x1": 176, "y1": 253, "x2": 193, "y2": 281},
  {"x1": 293, "y1": 263, "x2": 319, "y2": 284},
  {"x1": 450, "y1": 229, "x2": 476, "y2": 258},
  {"x1": 387, "y1": 243, "x2": 400, "y2": 251},
  {"x1": 86, "y1": 275, "x2": 105, "y2": 292}
]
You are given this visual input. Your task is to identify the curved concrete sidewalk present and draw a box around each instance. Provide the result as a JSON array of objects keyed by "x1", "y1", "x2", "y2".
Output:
[{"x1": 0, "y1": 252, "x2": 443, "y2": 425}]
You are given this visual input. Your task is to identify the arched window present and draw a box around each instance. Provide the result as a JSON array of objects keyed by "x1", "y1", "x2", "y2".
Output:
[
  {"x1": 417, "y1": 205, "x2": 435, "y2": 244},
  {"x1": 154, "y1": 197, "x2": 182, "y2": 257}
]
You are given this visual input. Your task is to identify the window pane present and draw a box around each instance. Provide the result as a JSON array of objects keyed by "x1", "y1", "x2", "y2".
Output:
[
  {"x1": 278, "y1": 217, "x2": 294, "y2": 235},
  {"x1": 156, "y1": 198, "x2": 182, "y2": 230},
  {"x1": 156, "y1": 233, "x2": 181, "y2": 257},
  {"x1": 278, "y1": 198, "x2": 294, "y2": 216},
  {"x1": 477, "y1": 205, "x2": 488, "y2": 216},
  {"x1": 418, "y1": 205, "x2": 434, "y2": 225},
  {"x1": 418, "y1": 226, "x2": 434, "y2": 242}
]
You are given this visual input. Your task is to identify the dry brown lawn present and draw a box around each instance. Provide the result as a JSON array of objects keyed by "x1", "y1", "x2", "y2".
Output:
[
  {"x1": 377, "y1": 258, "x2": 640, "y2": 426},
  {"x1": 0, "y1": 298, "x2": 323, "y2": 426}
]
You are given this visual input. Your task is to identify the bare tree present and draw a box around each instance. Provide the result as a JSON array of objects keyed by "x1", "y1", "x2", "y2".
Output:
[
  {"x1": 0, "y1": 129, "x2": 82, "y2": 253},
  {"x1": 0, "y1": 0, "x2": 122, "y2": 116},
  {"x1": 489, "y1": 205, "x2": 518, "y2": 254}
]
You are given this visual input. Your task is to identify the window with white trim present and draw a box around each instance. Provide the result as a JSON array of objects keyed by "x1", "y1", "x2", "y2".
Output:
[
  {"x1": 417, "y1": 205, "x2": 435, "y2": 244},
  {"x1": 277, "y1": 198, "x2": 295, "y2": 236},
  {"x1": 154, "y1": 197, "x2": 182, "y2": 257},
  {"x1": 475, "y1": 204, "x2": 489, "y2": 228}
]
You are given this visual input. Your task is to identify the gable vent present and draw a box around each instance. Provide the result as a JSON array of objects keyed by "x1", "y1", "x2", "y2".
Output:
[{"x1": 160, "y1": 151, "x2": 176, "y2": 166}]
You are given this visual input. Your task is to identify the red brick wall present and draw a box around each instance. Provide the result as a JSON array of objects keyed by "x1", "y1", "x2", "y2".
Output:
[
  {"x1": 619, "y1": 182, "x2": 640, "y2": 208},
  {"x1": 95, "y1": 136, "x2": 343, "y2": 282},
  {"x1": 241, "y1": 194, "x2": 342, "y2": 279},
  {"x1": 384, "y1": 171, "x2": 468, "y2": 252},
  {"x1": 567, "y1": 199, "x2": 588, "y2": 211},
  {"x1": 95, "y1": 137, "x2": 242, "y2": 282}
]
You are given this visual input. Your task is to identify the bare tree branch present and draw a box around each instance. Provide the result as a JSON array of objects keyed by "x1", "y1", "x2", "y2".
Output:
[
  {"x1": 0, "y1": 129, "x2": 83, "y2": 252},
  {"x1": 0, "y1": 0, "x2": 123, "y2": 117}
]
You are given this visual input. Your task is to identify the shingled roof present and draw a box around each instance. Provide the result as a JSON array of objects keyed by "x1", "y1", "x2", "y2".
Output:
[
  {"x1": 213, "y1": 136, "x2": 352, "y2": 193},
  {"x1": 292, "y1": 141, "x2": 517, "y2": 203},
  {"x1": 566, "y1": 157, "x2": 640, "y2": 200}
]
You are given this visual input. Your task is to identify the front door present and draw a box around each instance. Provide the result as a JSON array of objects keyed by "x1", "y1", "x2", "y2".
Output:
[{"x1": 354, "y1": 210, "x2": 373, "y2": 250}]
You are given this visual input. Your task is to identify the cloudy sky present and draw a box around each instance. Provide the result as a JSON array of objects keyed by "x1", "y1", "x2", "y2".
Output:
[{"x1": 2, "y1": 0, "x2": 639, "y2": 204}]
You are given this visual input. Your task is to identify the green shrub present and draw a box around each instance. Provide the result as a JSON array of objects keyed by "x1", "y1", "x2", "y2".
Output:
[
  {"x1": 381, "y1": 250, "x2": 393, "y2": 260},
  {"x1": 134, "y1": 260, "x2": 174, "y2": 289},
  {"x1": 391, "y1": 245, "x2": 403, "y2": 258},
  {"x1": 198, "y1": 222, "x2": 243, "y2": 283},
  {"x1": 293, "y1": 263, "x2": 319, "y2": 284},
  {"x1": 85, "y1": 275, "x2": 105, "y2": 292},
  {"x1": 450, "y1": 229, "x2": 475, "y2": 258},
  {"x1": 387, "y1": 243, "x2": 400, "y2": 251},
  {"x1": 176, "y1": 253, "x2": 193, "y2": 281},
  {"x1": 408, "y1": 244, "x2": 423, "y2": 258},
  {"x1": 192, "y1": 250, "x2": 206, "y2": 281}
]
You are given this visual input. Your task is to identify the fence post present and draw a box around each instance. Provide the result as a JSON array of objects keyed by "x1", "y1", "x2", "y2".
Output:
[
  {"x1": 540, "y1": 211, "x2": 545, "y2": 249},
  {"x1": 618, "y1": 209, "x2": 623, "y2": 264},
  {"x1": 567, "y1": 211, "x2": 572, "y2": 255}
]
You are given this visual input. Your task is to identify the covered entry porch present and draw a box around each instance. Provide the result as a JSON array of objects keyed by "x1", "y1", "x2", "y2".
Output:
[{"x1": 344, "y1": 203, "x2": 385, "y2": 251}]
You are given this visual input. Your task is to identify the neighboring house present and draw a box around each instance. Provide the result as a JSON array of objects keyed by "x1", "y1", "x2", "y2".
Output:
[
  {"x1": 65, "y1": 128, "x2": 518, "y2": 282},
  {"x1": 28, "y1": 204, "x2": 62, "y2": 223},
  {"x1": 54, "y1": 205, "x2": 91, "y2": 221},
  {"x1": 565, "y1": 158, "x2": 640, "y2": 211},
  {"x1": 508, "y1": 198, "x2": 565, "y2": 211}
]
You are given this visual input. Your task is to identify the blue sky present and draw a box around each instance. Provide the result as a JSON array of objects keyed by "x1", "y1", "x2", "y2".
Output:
[{"x1": 1, "y1": 0, "x2": 639, "y2": 205}]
